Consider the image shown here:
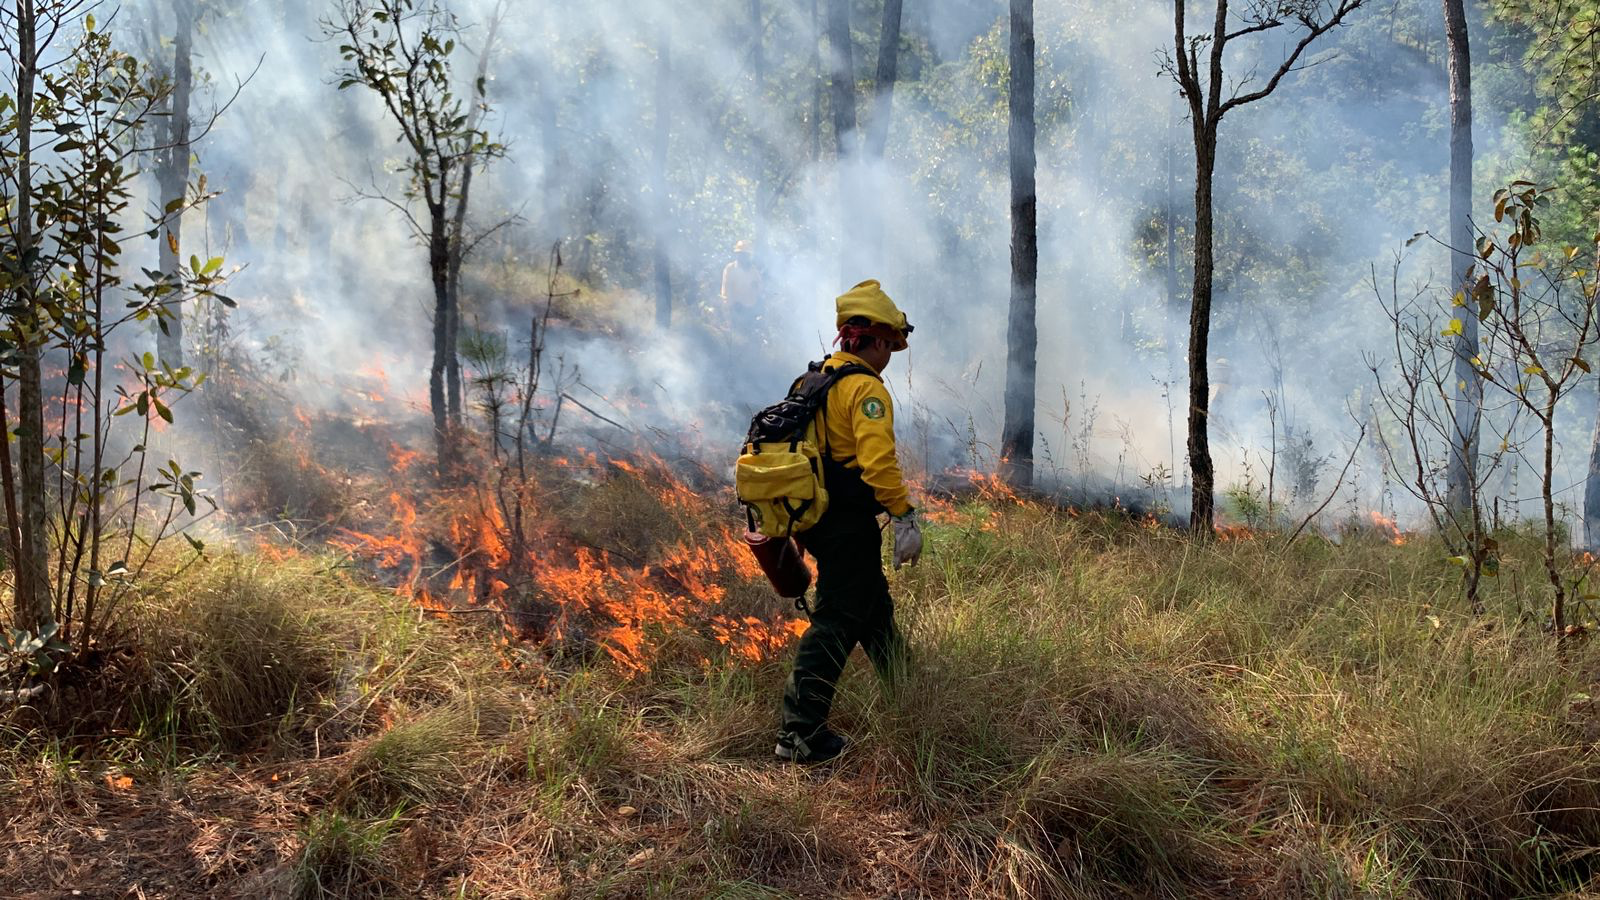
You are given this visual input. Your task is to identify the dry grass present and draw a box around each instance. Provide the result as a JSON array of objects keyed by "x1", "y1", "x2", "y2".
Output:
[{"x1": 7, "y1": 482, "x2": 1600, "y2": 898}]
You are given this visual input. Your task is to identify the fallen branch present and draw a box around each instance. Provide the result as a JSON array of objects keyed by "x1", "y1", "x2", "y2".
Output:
[
  {"x1": 561, "y1": 392, "x2": 630, "y2": 432},
  {"x1": 1, "y1": 683, "x2": 48, "y2": 703}
]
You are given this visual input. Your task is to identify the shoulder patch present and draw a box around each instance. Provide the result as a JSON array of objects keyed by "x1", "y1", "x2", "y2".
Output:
[{"x1": 861, "y1": 396, "x2": 887, "y2": 420}]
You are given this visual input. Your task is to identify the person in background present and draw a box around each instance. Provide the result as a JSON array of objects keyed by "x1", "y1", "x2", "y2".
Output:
[
  {"x1": 776, "y1": 279, "x2": 922, "y2": 764},
  {"x1": 720, "y1": 239, "x2": 764, "y2": 343}
]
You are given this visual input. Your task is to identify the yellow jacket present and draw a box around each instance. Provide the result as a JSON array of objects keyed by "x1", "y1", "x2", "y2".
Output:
[{"x1": 815, "y1": 352, "x2": 912, "y2": 517}]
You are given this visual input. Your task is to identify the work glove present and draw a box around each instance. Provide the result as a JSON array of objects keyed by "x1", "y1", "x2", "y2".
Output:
[{"x1": 891, "y1": 510, "x2": 923, "y2": 570}]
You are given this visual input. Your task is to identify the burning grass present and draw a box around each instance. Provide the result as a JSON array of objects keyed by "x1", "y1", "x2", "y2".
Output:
[
  {"x1": 9, "y1": 486, "x2": 1600, "y2": 897},
  {"x1": 330, "y1": 444, "x2": 805, "y2": 673}
]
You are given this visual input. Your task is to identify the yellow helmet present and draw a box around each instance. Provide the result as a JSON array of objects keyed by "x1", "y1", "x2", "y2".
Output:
[{"x1": 835, "y1": 279, "x2": 913, "y2": 351}]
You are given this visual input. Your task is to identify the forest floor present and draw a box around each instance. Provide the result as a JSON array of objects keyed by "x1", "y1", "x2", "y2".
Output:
[{"x1": 8, "y1": 464, "x2": 1600, "y2": 898}]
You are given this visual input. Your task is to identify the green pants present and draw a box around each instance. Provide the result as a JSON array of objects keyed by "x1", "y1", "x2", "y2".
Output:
[{"x1": 780, "y1": 510, "x2": 902, "y2": 739}]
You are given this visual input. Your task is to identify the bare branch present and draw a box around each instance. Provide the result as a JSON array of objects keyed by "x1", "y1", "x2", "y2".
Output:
[
  {"x1": 1219, "y1": 0, "x2": 1363, "y2": 116},
  {"x1": 1283, "y1": 410, "x2": 1368, "y2": 546}
]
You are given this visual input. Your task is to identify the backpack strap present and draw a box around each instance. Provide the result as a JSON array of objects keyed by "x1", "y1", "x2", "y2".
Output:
[
  {"x1": 808, "y1": 362, "x2": 880, "y2": 457},
  {"x1": 780, "y1": 362, "x2": 880, "y2": 443}
]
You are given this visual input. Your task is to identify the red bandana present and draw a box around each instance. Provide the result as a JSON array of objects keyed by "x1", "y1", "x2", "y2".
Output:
[{"x1": 835, "y1": 322, "x2": 907, "y2": 349}]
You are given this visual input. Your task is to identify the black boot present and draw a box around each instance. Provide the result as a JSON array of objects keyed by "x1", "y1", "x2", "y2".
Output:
[{"x1": 775, "y1": 728, "x2": 848, "y2": 763}]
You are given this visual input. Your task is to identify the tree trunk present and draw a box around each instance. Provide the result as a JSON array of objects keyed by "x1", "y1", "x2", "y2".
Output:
[
  {"x1": 1188, "y1": 126, "x2": 1218, "y2": 535},
  {"x1": 749, "y1": 0, "x2": 766, "y2": 245},
  {"x1": 156, "y1": 0, "x2": 196, "y2": 369},
  {"x1": 1443, "y1": 0, "x2": 1477, "y2": 514},
  {"x1": 826, "y1": 0, "x2": 856, "y2": 154},
  {"x1": 652, "y1": 25, "x2": 673, "y2": 329},
  {"x1": 1166, "y1": 97, "x2": 1181, "y2": 350},
  {"x1": 904, "y1": 0, "x2": 928, "y2": 80},
  {"x1": 1586, "y1": 396, "x2": 1600, "y2": 548},
  {"x1": 1000, "y1": 0, "x2": 1037, "y2": 489},
  {"x1": 809, "y1": 0, "x2": 822, "y2": 163},
  {"x1": 444, "y1": 195, "x2": 465, "y2": 426},
  {"x1": 865, "y1": 0, "x2": 903, "y2": 160},
  {"x1": 749, "y1": 0, "x2": 765, "y2": 88},
  {"x1": 12, "y1": 0, "x2": 53, "y2": 633},
  {"x1": 538, "y1": 74, "x2": 562, "y2": 246},
  {"x1": 1166, "y1": 98, "x2": 1183, "y2": 481},
  {"x1": 1544, "y1": 407, "x2": 1566, "y2": 634},
  {"x1": 826, "y1": 0, "x2": 856, "y2": 283},
  {"x1": 445, "y1": 10, "x2": 505, "y2": 427},
  {"x1": 429, "y1": 203, "x2": 452, "y2": 470}
]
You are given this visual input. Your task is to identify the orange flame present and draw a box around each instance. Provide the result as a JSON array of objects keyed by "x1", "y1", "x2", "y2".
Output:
[
  {"x1": 1215, "y1": 523, "x2": 1260, "y2": 542},
  {"x1": 333, "y1": 447, "x2": 805, "y2": 670},
  {"x1": 1367, "y1": 511, "x2": 1406, "y2": 545}
]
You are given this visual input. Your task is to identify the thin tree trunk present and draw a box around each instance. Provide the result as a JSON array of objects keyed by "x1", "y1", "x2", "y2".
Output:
[
  {"x1": 1166, "y1": 97, "x2": 1183, "y2": 481},
  {"x1": 1188, "y1": 126, "x2": 1218, "y2": 535},
  {"x1": 0, "y1": 375, "x2": 25, "y2": 612},
  {"x1": 826, "y1": 0, "x2": 856, "y2": 283},
  {"x1": 749, "y1": 0, "x2": 765, "y2": 90},
  {"x1": 1000, "y1": 0, "x2": 1037, "y2": 489},
  {"x1": 1586, "y1": 395, "x2": 1600, "y2": 548},
  {"x1": 13, "y1": 0, "x2": 53, "y2": 632},
  {"x1": 1544, "y1": 407, "x2": 1566, "y2": 634},
  {"x1": 444, "y1": 244, "x2": 463, "y2": 424},
  {"x1": 652, "y1": 25, "x2": 673, "y2": 329},
  {"x1": 81, "y1": 215, "x2": 109, "y2": 652},
  {"x1": 865, "y1": 0, "x2": 903, "y2": 160},
  {"x1": 1443, "y1": 0, "x2": 1476, "y2": 514},
  {"x1": 445, "y1": 8, "x2": 505, "y2": 427},
  {"x1": 157, "y1": 0, "x2": 195, "y2": 369},
  {"x1": 826, "y1": 0, "x2": 855, "y2": 153},
  {"x1": 1166, "y1": 97, "x2": 1181, "y2": 350},
  {"x1": 537, "y1": 37, "x2": 562, "y2": 246},
  {"x1": 749, "y1": 0, "x2": 766, "y2": 245},
  {"x1": 809, "y1": 0, "x2": 822, "y2": 163},
  {"x1": 429, "y1": 204, "x2": 452, "y2": 469},
  {"x1": 1168, "y1": 0, "x2": 1360, "y2": 536}
]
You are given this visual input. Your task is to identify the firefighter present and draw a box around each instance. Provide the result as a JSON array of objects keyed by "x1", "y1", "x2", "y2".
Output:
[
  {"x1": 777, "y1": 279, "x2": 922, "y2": 764},
  {"x1": 720, "y1": 239, "x2": 763, "y2": 330}
]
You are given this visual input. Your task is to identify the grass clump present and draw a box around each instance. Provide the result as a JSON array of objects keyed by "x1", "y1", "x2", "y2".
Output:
[
  {"x1": 292, "y1": 809, "x2": 406, "y2": 900},
  {"x1": 122, "y1": 556, "x2": 348, "y2": 753},
  {"x1": 337, "y1": 691, "x2": 518, "y2": 815}
]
